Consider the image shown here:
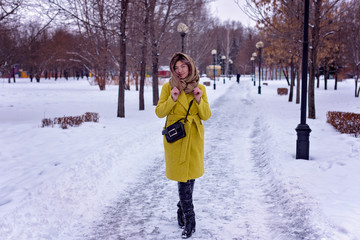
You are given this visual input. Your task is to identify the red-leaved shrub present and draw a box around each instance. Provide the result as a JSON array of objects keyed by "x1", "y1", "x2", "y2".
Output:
[
  {"x1": 42, "y1": 112, "x2": 99, "y2": 129},
  {"x1": 277, "y1": 88, "x2": 288, "y2": 95},
  {"x1": 326, "y1": 111, "x2": 360, "y2": 137}
]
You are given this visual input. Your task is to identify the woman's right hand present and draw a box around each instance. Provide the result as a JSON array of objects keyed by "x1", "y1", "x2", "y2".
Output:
[{"x1": 171, "y1": 87, "x2": 180, "y2": 101}]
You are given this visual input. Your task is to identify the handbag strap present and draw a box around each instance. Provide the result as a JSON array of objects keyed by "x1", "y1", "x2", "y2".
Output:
[
  {"x1": 164, "y1": 99, "x2": 194, "y2": 128},
  {"x1": 184, "y1": 99, "x2": 194, "y2": 123}
]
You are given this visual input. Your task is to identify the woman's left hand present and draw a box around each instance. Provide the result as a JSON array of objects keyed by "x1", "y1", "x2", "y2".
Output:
[{"x1": 193, "y1": 87, "x2": 202, "y2": 103}]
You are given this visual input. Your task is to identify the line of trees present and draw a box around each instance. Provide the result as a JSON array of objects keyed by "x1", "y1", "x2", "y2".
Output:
[
  {"x1": 1, "y1": 0, "x2": 260, "y2": 117},
  {"x1": 243, "y1": 0, "x2": 360, "y2": 121},
  {"x1": 2, "y1": 0, "x2": 359, "y2": 119}
]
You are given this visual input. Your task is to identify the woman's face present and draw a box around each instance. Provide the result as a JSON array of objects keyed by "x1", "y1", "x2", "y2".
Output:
[{"x1": 174, "y1": 60, "x2": 189, "y2": 79}]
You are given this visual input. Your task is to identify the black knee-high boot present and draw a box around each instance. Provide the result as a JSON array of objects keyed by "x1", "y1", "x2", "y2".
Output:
[
  {"x1": 178, "y1": 180, "x2": 196, "y2": 239},
  {"x1": 177, "y1": 180, "x2": 195, "y2": 228},
  {"x1": 177, "y1": 201, "x2": 184, "y2": 228}
]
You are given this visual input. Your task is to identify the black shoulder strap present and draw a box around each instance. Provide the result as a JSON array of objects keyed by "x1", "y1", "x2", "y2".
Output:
[
  {"x1": 164, "y1": 99, "x2": 194, "y2": 127},
  {"x1": 184, "y1": 99, "x2": 194, "y2": 123}
]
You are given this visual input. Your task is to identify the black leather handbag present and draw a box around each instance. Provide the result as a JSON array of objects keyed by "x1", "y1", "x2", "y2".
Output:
[{"x1": 162, "y1": 99, "x2": 194, "y2": 143}]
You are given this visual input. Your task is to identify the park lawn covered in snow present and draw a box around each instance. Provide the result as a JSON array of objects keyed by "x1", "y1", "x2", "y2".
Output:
[{"x1": 0, "y1": 76, "x2": 359, "y2": 239}]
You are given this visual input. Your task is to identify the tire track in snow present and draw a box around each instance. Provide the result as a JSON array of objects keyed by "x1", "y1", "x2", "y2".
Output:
[
  {"x1": 79, "y1": 158, "x2": 181, "y2": 240},
  {"x1": 195, "y1": 82, "x2": 272, "y2": 239},
  {"x1": 196, "y1": 81, "x2": 335, "y2": 239},
  {"x1": 249, "y1": 115, "x2": 340, "y2": 240}
]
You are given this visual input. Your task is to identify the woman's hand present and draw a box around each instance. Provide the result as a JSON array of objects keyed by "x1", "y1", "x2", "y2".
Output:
[
  {"x1": 193, "y1": 87, "x2": 202, "y2": 104},
  {"x1": 171, "y1": 87, "x2": 180, "y2": 101}
]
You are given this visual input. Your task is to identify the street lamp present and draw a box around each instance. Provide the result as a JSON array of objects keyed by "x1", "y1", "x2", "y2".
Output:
[
  {"x1": 252, "y1": 52, "x2": 257, "y2": 86},
  {"x1": 221, "y1": 55, "x2": 226, "y2": 84},
  {"x1": 296, "y1": 0, "x2": 311, "y2": 160},
  {"x1": 211, "y1": 49, "x2": 217, "y2": 90},
  {"x1": 177, "y1": 23, "x2": 189, "y2": 53},
  {"x1": 229, "y1": 59, "x2": 233, "y2": 81},
  {"x1": 256, "y1": 41, "x2": 264, "y2": 94},
  {"x1": 250, "y1": 57, "x2": 255, "y2": 82}
]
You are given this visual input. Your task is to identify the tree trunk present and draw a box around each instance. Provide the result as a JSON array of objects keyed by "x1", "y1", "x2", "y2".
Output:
[
  {"x1": 139, "y1": 0, "x2": 150, "y2": 111},
  {"x1": 117, "y1": 0, "x2": 129, "y2": 118},
  {"x1": 97, "y1": 75, "x2": 106, "y2": 90},
  {"x1": 334, "y1": 70, "x2": 338, "y2": 90},
  {"x1": 13, "y1": 67, "x2": 16, "y2": 83},
  {"x1": 308, "y1": 64, "x2": 316, "y2": 119},
  {"x1": 316, "y1": 65, "x2": 320, "y2": 88},
  {"x1": 278, "y1": 66, "x2": 281, "y2": 80},
  {"x1": 324, "y1": 59, "x2": 328, "y2": 90},
  {"x1": 296, "y1": 62, "x2": 301, "y2": 104},
  {"x1": 139, "y1": 52, "x2": 146, "y2": 110},
  {"x1": 149, "y1": 0, "x2": 158, "y2": 106},
  {"x1": 151, "y1": 47, "x2": 159, "y2": 106},
  {"x1": 264, "y1": 66, "x2": 267, "y2": 81},
  {"x1": 282, "y1": 66, "x2": 290, "y2": 86},
  {"x1": 135, "y1": 73, "x2": 139, "y2": 91},
  {"x1": 148, "y1": 0, "x2": 173, "y2": 106},
  {"x1": 288, "y1": 57, "x2": 294, "y2": 102},
  {"x1": 308, "y1": 0, "x2": 322, "y2": 119},
  {"x1": 126, "y1": 71, "x2": 130, "y2": 90}
]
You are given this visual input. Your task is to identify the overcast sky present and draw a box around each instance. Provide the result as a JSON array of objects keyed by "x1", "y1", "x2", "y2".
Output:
[{"x1": 209, "y1": 0, "x2": 256, "y2": 27}]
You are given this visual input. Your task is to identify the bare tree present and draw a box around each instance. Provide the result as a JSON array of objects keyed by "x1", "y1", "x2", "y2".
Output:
[
  {"x1": 139, "y1": 0, "x2": 150, "y2": 110},
  {"x1": 0, "y1": 22, "x2": 21, "y2": 82},
  {"x1": 117, "y1": 0, "x2": 130, "y2": 118},
  {"x1": 148, "y1": 0, "x2": 209, "y2": 106},
  {"x1": 0, "y1": 0, "x2": 22, "y2": 23},
  {"x1": 125, "y1": 0, "x2": 151, "y2": 110},
  {"x1": 243, "y1": 0, "x2": 341, "y2": 118},
  {"x1": 308, "y1": 0, "x2": 342, "y2": 118},
  {"x1": 48, "y1": 0, "x2": 119, "y2": 90},
  {"x1": 341, "y1": 0, "x2": 360, "y2": 97}
]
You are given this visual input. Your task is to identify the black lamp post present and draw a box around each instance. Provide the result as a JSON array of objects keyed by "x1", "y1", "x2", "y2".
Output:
[
  {"x1": 250, "y1": 56, "x2": 255, "y2": 82},
  {"x1": 256, "y1": 41, "x2": 264, "y2": 94},
  {"x1": 252, "y1": 52, "x2": 257, "y2": 86},
  {"x1": 229, "y1": 59, "x2": 233, "y2": 81},
  {"x1": 177, "y1": 23, "x2": 189, "y2": 53},
  {"x1": 296, "y1": 0, "x2": 311, "y2": 160},
  {"x1": 221, "y1": 55, "x2": 226, "y2": 84},
  {"x1": 211, "y1": 49, "x2": 217, "y2": 90}
]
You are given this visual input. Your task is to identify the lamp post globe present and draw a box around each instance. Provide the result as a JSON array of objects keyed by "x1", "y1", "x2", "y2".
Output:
[
  {"x1": 211, "y1": 49, "x2": 217, "y2": 90},
  {"x1": 177, "y1": 23, "x2": 189, "y2": 53},
  {"x1": 256, "y1": 41, "x2": 264, "y2": 94}
]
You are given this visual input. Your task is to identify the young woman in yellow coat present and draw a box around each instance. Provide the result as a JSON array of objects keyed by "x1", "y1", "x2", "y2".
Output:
[{"x1": 155, "y1": 52, "x2": 211, "y2": 238}]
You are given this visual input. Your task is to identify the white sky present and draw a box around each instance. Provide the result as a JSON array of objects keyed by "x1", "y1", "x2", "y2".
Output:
[{"x1": 209, "y1": 0, "x2": 256, "y2": 26}]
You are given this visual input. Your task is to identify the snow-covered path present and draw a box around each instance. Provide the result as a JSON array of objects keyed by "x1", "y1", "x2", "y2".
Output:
[{"x1": 73, "y1": 81, "x2": 340, "y2": 240}]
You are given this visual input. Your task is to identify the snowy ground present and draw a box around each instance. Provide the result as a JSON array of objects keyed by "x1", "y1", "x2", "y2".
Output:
[{"x1": 0, "y1": 76, "x2": 359, "y2": 240}]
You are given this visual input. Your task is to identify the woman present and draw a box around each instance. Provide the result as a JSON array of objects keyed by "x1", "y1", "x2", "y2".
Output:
[{"x1": 155, "y1": 52, "x2": 211, "y2": 238}]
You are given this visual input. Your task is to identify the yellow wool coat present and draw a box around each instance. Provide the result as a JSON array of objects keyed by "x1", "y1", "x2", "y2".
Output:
[{"x1": 155, "y1": 82, "x2": 211, "y2": 182}]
